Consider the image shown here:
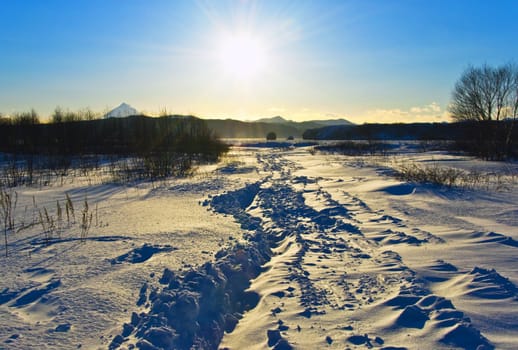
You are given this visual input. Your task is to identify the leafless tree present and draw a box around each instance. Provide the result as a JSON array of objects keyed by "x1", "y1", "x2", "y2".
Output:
[
  {"x1": 449, "y1": 63, "x2": 518, "y2": 122},
  {"x1": 449, "y1": 63, "x2": 518, "y2": 159},
  {"x1": 11, "y1": 109, "x2": 40, "y2": 125}
]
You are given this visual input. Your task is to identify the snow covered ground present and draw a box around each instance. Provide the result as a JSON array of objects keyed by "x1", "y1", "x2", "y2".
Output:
[{"x1": 1, "y1": 145, "x2": 517, "y2": 349}]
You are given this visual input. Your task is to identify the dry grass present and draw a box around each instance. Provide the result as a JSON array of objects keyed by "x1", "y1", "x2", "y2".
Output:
[
  {"x1": 1, "y1": 189, "x2": 17, "y2": 256},
  {"x1": 393, "y1": 161, "x2": 518, "y2": 190}
]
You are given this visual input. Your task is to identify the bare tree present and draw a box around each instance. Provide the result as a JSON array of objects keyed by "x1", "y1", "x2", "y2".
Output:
[
  {"x1": 449, "y1": 63, "x2": 518, "y2": 159},
  {"x1": 503, "y1": 68, "x2": 518, "y2": 153},
  {"x1": 51, "y1": 106, "x2": 65, "y2": 123},
  {"x1": 449, "y1": 63, "x2": 518, "y2": 122},
  {"x1": 512, "y1": 69, "x2": 518, "y2": 119},
  {"x1": 12, "y1": 109, "x2": 40, "y2": 125}
]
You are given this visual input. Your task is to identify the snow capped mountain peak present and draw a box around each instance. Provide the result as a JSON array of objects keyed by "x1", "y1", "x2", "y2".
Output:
[
  {"x1": 255, "y1": 116, "x2": 289, "y2": 123},
  {"x1": 104, "y1": 102, "x2": 139, "y2": 118}
]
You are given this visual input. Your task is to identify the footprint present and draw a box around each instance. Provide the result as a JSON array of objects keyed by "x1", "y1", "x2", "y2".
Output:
[
  {"x1": 111, "y1": 243, "x2": 176, "y2": 264},
  {"x1": 13, "y1": 278, "x2": 61, "y2": 307}
]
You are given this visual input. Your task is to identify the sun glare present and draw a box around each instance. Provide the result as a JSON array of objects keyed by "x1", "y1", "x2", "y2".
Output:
[{"x1": 216, "y1": 32, "x2": 268, "y2": 80}]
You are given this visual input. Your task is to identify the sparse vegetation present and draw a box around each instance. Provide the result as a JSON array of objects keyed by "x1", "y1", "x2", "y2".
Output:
[
  {"x1": 1, "y1": 189, "x2": 17, "y2": 256},
  {"x1": 394, "y1": 162, "x2": 465, "y2": 187},
  {"x1": 39, "y1": 207, "x2": 55, "y2": 245},
  {"x1": 65, "y1": 193, "x2": 75, "y2": 225},
  {"x1": 316, "y1": 142, "x2": 517, "y2": 190},
  {"x1": 56, "y1": 200, "x2": 63, "y2": 238},
  {"x1": 314, "y1": 141, "x2": 394, "y2": 156},
  {"x1": 0, "y1": 190, "x2": 101, "y2": 253},
  {"x1": 80, "y1": 197, "x2": 93, "y2": 242},
  {"x1": 393, "y1": 161, "x2": 517, "y2": 190}
]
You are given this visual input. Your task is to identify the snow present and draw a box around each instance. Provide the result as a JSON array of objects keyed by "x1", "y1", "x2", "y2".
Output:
[
  {"x1": 104, "y1": 103, "x2": 139, "y2": 118},
  {"x1": 1, "y1": 145, "x2": 517, "y2": 349}
]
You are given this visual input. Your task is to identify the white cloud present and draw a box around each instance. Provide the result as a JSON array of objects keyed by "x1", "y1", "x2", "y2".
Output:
[
  {"x1": 410, "y1": 102, "x2": 441, "y2": 114},
  {"x1": 362, "y1": 102, "x2": 447, "y2": 123}
]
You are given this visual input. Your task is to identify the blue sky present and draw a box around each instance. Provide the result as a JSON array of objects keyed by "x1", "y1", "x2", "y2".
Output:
[{"x1": 1, "y1": 0, "x2": 517, "y2": 123}]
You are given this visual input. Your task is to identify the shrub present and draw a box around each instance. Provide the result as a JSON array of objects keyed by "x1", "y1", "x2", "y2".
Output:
[
  {"x1": 391, "y1": 161, "x2": 518, "y2": 190},
  {"x1": 395, "y1": 162, "x2": 464, "y2": 187},
  {"x1": 266, "y1": 131, "x2": 277, "y2": 141}
]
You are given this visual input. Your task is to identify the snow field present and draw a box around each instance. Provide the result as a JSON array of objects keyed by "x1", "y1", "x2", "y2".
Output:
[{"x1": 1, "y1": 145, "x2": 517, "y2": 349}]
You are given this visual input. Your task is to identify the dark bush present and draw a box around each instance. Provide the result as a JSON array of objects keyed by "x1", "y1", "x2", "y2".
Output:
[{"x1": 266, "y1": 131, "x2": 277, "y2": 141}]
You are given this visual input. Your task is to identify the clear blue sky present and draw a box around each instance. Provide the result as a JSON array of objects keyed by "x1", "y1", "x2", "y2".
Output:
[{"x1": 1, "y1": 0, "x2": 517, "y2": 123}]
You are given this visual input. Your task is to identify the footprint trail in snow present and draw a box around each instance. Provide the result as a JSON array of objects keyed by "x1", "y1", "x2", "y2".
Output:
[
  {"x1": 218, "y1": 152, "x2": 494, "y2": 350},
  {"x1": 109, "y1": 150, "x2": 517, "y2": 350}
]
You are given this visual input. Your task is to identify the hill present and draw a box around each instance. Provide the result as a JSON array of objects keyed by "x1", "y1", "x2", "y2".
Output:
[
  {"x1": 205, "y1": 117, "x2": 354, "y2": 139},
  {"x1": 302, "y1": 122, "x2": 469, "y2": 140}
]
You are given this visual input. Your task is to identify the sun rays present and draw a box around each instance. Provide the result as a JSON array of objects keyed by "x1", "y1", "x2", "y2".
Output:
[{"x1": 215, "y1": 32, "x2": 269, "y2": 81}]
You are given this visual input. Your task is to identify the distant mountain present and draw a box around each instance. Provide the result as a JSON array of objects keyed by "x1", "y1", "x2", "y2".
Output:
[
  {"x1": 205, "y1": 116, "x2": 354, "y2": 139},
  {"x1": 254, "y1": 116, "x2": 353, "y2": 127},
  {"x1": 255, "y1": 116, "x2": 289, "y2": 124},
  {"x1": 205, "y1": 119, "x2": 299, "y2": 139},
  {"x1": 302, "y1": 122, "x2": 467, "y2": 140},
  {"x1": 310, "y1": 119, "x2": 354, "y2": 126},
  {"x1": 104, "y1": 102, "x2": 139, "y2": 118}
]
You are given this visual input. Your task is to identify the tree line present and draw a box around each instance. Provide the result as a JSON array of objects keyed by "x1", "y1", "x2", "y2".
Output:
[
  {"x1": 0, "y1": 114, "x2": 226, "y2": 157},
  {"x1": 0, "y1": 114, "x2": 228, "y2": 182}
]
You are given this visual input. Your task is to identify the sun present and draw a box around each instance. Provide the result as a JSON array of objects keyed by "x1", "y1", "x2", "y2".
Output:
[{"x1": 216, "y1": 32, "x2": 269, "y2": 80}]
